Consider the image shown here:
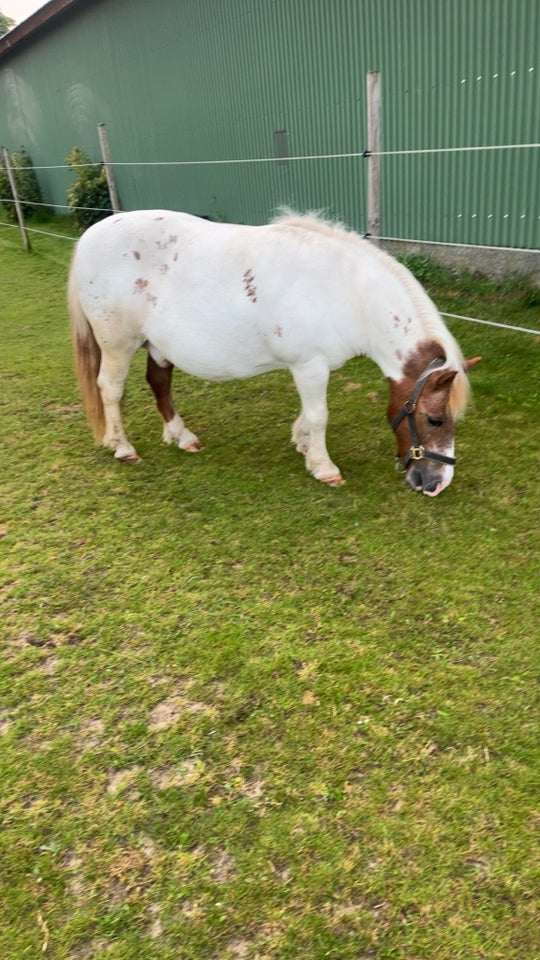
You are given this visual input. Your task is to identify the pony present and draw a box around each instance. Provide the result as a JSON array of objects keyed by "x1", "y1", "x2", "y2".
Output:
[{"x1": 68, "y1": 209, "x2": 480, "y2": 495}]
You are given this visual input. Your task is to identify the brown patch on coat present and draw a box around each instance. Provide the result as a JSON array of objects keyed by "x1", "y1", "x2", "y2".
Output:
[
  {"x1": 156, "y1": 235, "x2": 178, "y2": 250},
  {"x1": 392, "y1": 314, "x2": 412, "y2": 334},
  {"x1": 133, "y1": 278, "x2": 148, "y2": 293},
  {"x1": 243, "y1": 269, "x2": 258, "y2": 303},
  {"x1": 132, "y1": 250, "x2": 141, "y2": 260}
]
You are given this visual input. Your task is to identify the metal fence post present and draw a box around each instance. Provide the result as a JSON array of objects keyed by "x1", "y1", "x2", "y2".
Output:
[
  {"x1": 2, "y1": 146, "x2": 31, "y2": 252},
  {"x1": 366, "y1": 70, "x2": 381, "y2": 241},
  {"x1": 97, "y1": 122, "x2": 120, "y2": 213}
]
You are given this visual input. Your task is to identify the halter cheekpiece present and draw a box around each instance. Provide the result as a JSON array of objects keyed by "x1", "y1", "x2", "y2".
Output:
[{"x1": 391, "y1": 356, "x2": 457, "y2": 472}]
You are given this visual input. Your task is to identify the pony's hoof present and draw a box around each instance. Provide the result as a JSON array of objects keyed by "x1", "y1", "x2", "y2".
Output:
[
  {"x1": 117, "y1": 452, "x2": 141, "y2": 464},
  {"x1": 319, "y1": 473, "x2": 345, "y2": 487},
  {"x1": 182, "y1": 440, "x2": 204, "y2": 452}
]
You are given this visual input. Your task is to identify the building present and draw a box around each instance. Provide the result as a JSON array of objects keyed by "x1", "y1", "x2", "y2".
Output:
[{"x1": 1, "y1": 0, "x2": 539, "y2": 278}]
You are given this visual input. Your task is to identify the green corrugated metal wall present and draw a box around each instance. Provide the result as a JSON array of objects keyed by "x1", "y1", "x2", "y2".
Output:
[{"x1": 1, "y1": 0, "x2": 538, "y2": 248}]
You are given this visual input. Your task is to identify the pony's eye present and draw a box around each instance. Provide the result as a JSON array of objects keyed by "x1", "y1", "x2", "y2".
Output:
[{"x1": 427, "y1": 416, "x2": 444, "y2": 428}]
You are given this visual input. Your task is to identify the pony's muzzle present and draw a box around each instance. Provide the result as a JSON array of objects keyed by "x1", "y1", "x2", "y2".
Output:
[{"x1": 407, "y1": 466, "x2": 448, "y2": 497}]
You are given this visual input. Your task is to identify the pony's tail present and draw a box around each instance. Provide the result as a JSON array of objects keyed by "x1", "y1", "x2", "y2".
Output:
[{"x1": 68, "y1": 250, "x2": 105, "y2": 441}]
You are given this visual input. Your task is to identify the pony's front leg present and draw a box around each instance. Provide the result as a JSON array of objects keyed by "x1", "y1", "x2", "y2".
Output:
[
  {"x1": 98, "y1": 351, "x2": 140, "y2": 462},
  {"x1": 291, "y1": 358, "x2": 344, "y2": 486},
  {"x1": 292, "y1": 412, "x2": 310, "y2": 455}
]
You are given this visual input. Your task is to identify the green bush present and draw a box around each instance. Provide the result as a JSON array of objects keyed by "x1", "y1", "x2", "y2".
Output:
[
  {"x1": 398, "y1": 253, "x2": 456, "y2": 287},
  {"x1": 65, "y1": 146, "x2": 112, "y2": 231},
  {"x1": 0, "y1": 146, "x2": 43, "y2": 223}
]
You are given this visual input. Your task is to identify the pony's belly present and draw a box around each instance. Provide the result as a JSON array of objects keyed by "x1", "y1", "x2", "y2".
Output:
[
  {"x1": 149, "y1": 325, "x2": 285, "y2": 382},
  {"x1": 164, "y1": 350, "x2": 283, "y2": 381}
]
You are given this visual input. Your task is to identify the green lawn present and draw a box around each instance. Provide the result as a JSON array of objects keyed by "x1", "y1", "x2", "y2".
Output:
[{"x1": 1, "y1": 218, "x2": 539, "y2": 960}]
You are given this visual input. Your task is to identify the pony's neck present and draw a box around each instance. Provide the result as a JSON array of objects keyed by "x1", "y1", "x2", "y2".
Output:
[{"x1": 358, "y1": 253, "x2": 444, "y2": 380}]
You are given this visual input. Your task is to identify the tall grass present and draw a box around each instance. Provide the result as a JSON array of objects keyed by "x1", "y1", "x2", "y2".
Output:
[{"x1": 1, "y1": 219, "x2": 539, "y2": 960}]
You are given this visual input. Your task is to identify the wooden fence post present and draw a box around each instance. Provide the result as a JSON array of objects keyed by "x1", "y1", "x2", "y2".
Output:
[
  {"x1": 97, "y1": 122, "x2": 120, "y2": 213},
  {"x1": 366, "y1": 70, "x2": 381, "y2": 240},
  {"x1": 2, "y1": 146, "x2": 31, "y2": 252}
]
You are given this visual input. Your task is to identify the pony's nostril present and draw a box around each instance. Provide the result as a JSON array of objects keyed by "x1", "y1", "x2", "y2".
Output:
[
  {"x1": 408, "y1": 469, "x2": 423, "y2": 491},
  {"x1": 424, "y1": 478, "x2": 443, "y2": 494}
]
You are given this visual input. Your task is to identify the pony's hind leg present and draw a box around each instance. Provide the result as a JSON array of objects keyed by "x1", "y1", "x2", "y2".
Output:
[
  {"x1": 97, "y1": 349, "x2": 140, "y2": 462},
  {"x1": 146, "y1": 347, "x2": 203, "y2": 452}
]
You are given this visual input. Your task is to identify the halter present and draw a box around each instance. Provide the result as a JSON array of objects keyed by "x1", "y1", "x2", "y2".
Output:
[{"x1": 391, "y1": 356, "x2": 457, "y2": 472}]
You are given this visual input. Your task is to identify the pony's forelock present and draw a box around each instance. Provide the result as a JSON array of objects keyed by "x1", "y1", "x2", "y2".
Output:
[{"x1": 448, "y1": 367, "x2": 470, "y2": 420}]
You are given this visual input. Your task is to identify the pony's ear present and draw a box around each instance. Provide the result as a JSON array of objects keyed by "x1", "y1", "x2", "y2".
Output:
[
  {"x1": 463, "y1": 356, "x2": 482, "y2": 373},
  {"x1": 431, "y1": 369, "x2": 458, "y2": 390}
]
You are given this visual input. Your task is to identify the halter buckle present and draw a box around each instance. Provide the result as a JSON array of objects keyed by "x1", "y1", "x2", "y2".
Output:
[
  {"x1": 404, "y1": 399, "x2": 417, "y2": 413},
  {"x1": 410, "y1": 445, "x2": 425, "y2": 461}
]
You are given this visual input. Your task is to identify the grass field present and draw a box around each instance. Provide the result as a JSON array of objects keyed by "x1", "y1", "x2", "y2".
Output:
[{"x1": 1, "y1": 217, "x2": 539, "y2": 960}]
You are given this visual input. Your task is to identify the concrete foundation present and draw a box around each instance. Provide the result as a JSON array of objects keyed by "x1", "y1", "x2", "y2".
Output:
[{"x1": 380, "y1": 239, "x2": 540, "y2": 287}]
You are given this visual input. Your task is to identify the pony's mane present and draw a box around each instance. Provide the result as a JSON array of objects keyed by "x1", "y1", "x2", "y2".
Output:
[
  {"x1": 272, "y1": 207, "x2": 350, "y2": 240},
  {"x1": 272, "y1": 209, "x2": 470, "y2": 419}
]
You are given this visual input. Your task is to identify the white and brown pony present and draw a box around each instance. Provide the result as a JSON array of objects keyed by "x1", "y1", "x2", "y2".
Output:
[{"x1": 68, "y1": 210, "x2": 480, "y2": 495}]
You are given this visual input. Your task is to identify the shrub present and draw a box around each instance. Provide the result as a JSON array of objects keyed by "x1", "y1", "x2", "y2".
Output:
[
  {"x1": 0, "y1": 146, "x2": 43, "y2": 223},
  {"x1": 398, "y1": 253, "x2": 456, "y2": 288},
  {"x1": 65, "y1": 146, "x2": 112, "y2": 231}
]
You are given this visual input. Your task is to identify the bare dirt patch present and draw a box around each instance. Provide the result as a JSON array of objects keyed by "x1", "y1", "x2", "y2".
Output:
[
  {"x1": 148, "y1": 695, "x2": 210, "y2": 731},
  {"x1": 106, "y1": 766, "x2": 141, "y2": 796},
  {"x1": 78, "y1": 717, "x2": 105, "y2": 750},
  {"x1": 210, "y1": 850, "x2": 236, "y2": 883},
  {"x1": 150, "y1": 757, "x2": 204, "y2": 789}
]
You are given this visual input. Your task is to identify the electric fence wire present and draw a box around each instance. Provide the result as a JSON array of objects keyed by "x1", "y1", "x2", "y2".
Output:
[
  {"x1": 2, "y1": 140, "x2": 539, "y2": 336},
  {"x1": 10, "y1": 141, "x2": 540, "y2": 169}
]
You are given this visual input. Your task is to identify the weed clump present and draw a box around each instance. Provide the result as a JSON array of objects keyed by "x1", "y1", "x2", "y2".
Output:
[
  {"x1": 65, "y1": 146, "x2": 112, "y2": 231},
  {"x1": 0, "y1": 146, "x2": 43, "y2": 223}
]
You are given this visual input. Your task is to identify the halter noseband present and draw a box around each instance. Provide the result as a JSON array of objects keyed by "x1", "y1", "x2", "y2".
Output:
[{"x1": 391, "y1": 356, "x2": 457, "y2": 472}]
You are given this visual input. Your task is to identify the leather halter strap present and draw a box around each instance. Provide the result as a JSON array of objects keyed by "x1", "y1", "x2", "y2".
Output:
[{"x1": 391, "y1": 356, "x2": 457, "y2": 471}]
